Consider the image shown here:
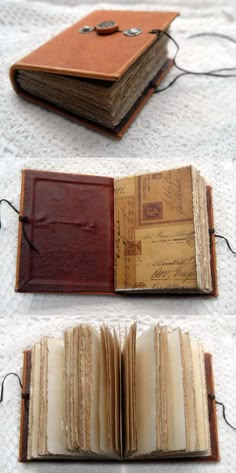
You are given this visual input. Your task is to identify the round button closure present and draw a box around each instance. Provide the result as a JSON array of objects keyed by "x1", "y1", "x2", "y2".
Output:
[
  {"x1": 79, "y1": 25, "x2": 94, "y2": 34},
  {"x1": 123, "y1": 27, "x2": 142, "y2": 37},
  {"x1": 96, "y1": 21, "x2": 119, "y2": 35}
]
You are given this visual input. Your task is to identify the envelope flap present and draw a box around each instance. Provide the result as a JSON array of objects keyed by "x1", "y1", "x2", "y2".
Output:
[{"x1": 11, "y1": 10, "x2": 179, "y2": 81}]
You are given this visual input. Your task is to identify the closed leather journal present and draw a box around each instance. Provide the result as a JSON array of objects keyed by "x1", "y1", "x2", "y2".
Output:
[
  {"x1": 15, "y1": 166, "x2": 217, "y2": 295},
  {"x1": 10, "y1": 10, "x2": 179, "y2": 138},
  {"x1": 19, "y1": 323, "x2": 220, "y2": 462}
]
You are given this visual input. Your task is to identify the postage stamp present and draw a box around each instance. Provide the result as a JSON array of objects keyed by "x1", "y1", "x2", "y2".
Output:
[
  {"x1": 124, "y1": 240, "x2": 141, "y2": 256},
  {"x1": 142, "y1": 202, "x2": 163, "y2": 221}
]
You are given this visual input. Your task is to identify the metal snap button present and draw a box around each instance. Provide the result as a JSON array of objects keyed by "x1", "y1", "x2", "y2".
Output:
[
  {"x1": 79, "y1": 25, "x2": 95, "y2": 34},
  {"x1": 123, "y1": 27, "x2": 142, "y2": 37},
  {"x1": 96, "y1": 20, "x2": 119, "y2": 35}
]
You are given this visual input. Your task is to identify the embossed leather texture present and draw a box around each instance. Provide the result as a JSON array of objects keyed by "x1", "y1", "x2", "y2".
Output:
[{"x1": 15, "y1": 170, "x2": 114, "y2": 293}]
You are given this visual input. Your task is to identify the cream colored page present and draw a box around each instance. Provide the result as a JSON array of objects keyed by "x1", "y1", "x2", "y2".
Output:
[
  {"x1": 133, "y1": 326, "x2": 156, "y2": 456},
  {"x1": 181, "y1": 333, "x2": 198, "y2": 452},
  {"x1": 70, "y1": 328, "x2": 76, "y2": 450},
  {"x1": 122, "y1": 328, "x2": 130, "y2": 456},
  {"x1": 38, "y1": 337, "x2": 48, "y2": 455},
  {"x1": 154, "y1": 325, "x2": 161, "y2": 451},
  {"x1": 29, "y1": 343, "x2": 41, "y2": 458},
  {"x1": 160, "y1": 327, "x2": 168, "y2": 451},
  {"x1": 113, "y1": 329, "x2": 121, "y2": 455},
  {"x1": 114, "y1": 167, "x2": 197, "y2": 290},
  {"x1": 191, "y1": 339, "x2": 208, "y2": 452},
  {"x1": 63, "y1": 329, "x2": 73, "y2": 451},
  {"x1": 84, "y1": 326, "x2": 91, "y2": 451},
  {"x1": 78, "y1": 326, "x2": 85, "y2": 450},
  {"x1": 198, "y1": 342, "x2": 210, "y2": 452},
  {"x1": 91, "y1": 327, "x2": 101, "y2": 454},
  {"x1": 99, "y1": 326, "x2": 110, "y2": 454},
  {"x1": 167, "y1": 329, "x2": 186, "y2": 452},
  {"x1": 46, "y1": 337, "x2": 68, "y2": 455},
  {"x1": 68, "y1": 328, "x2": 75, "y2": 450},
  {"x1": 72, "y1": 327, "x2": 80, "y2": 450}
]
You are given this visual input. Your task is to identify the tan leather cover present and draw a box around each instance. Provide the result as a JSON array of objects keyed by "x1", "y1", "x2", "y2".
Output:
[
  {"x1": 9, "y1": 10, "x2": 178, "y2": 138},
  {"x1": 10, "y1": 10, "x2": 179, "y2": 81},
  {"x1": 18, "y1": 351, "x2": 219, "y2": 462}
]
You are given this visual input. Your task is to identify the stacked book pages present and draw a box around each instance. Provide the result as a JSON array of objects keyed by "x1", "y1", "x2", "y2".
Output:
[{"x1": 19, "y1": 323, "x2": 219, "y2": 462}]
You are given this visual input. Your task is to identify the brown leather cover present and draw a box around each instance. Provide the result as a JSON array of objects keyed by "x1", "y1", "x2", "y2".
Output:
[
  {"x1": 15, "y1": 170, "x2": 114, "y2": 293},
  {"x1": 204, "y1": 353, "x2": 220, "y2": 462},
  {"x1": 10, "y1": 11, "x2": 178, "y2": 81},
  {"x1": 15, "y1": 171, "x2": 217, "y2": 295},
  {"x1": 18, "y1": 351, "x2": 219, "y2": 462},
  {"x1": 19, "y1": 350, "x2": 31, "y2": 462},
  {"x1": 206, "y1": 186, "x2": 218, "y2": 297},
  {"x1": 9, "y1": 10, "x2": 178, "y2": 138}
]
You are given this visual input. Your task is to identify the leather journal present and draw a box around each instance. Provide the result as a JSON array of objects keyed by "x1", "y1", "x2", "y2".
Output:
[
  {"x1": 10, "y1": 10, "x2": 179, "y2": 138},
  {"x1": 15, "y1": 166, "x2": 217, "y2": 295},
  {"x1": 19, "y1": 323, "x2": 220, "y2": 462}
]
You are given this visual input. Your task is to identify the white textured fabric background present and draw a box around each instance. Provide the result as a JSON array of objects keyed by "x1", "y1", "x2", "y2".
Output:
[{"x1": 0, "y1": 0, "x2": 236, "y2": 472}]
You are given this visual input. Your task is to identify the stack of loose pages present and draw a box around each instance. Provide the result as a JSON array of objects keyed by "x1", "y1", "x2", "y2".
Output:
[{"x1": 25, "y1": 323, "x2": 213, "y2": 461}]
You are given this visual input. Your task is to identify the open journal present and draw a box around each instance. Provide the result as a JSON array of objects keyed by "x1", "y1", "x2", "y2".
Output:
[
  {"x1": 19, "y1": 323, "x2": 219, "y2": 462},
  {"x1": 15, "y1": 166, "x2": 217, "y2": 295},
  {"x1": 9, "y1": 10, "x2": 179, "y2": 138}
]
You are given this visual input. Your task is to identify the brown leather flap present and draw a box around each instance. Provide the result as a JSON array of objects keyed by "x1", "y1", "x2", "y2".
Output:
[
  {"x1": 206, "y1": 186, "x2": 218, "y2": 297},
  {"x1": 10, "y1": 10, "x2": 179, "y2": 81},
  {"x1": 15, "y1": 170, "x2": 114, "y2": 293},
  {"x1": 19, "y1": 350, "x2": 31, "y2": 462}
]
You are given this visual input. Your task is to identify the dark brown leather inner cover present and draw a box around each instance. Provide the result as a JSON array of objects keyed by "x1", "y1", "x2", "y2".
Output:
[
  {"x1": 15, "y1": 170, "x2": 114, "y2": 293},
  {"x1": 18, "y1": 352, "x2": 219, "y2": 462}
]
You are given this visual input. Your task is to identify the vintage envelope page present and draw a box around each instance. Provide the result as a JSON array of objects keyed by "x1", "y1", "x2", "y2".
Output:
[{"x1": 114, "y1": 167, "x2": 197, "y2": 290}]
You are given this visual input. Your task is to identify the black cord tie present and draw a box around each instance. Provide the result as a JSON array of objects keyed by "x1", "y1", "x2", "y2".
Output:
[
  {"x1": 208, "y1": 394, "x2": 236, "y2": 430},
  {"x1": 209, "y1": 228, "x2": 236, "y2": 255},
  {"x1": 0, "y1": 199, "x2": 39, "y2": 254},
  {"x1": 150, "y1": 30, "x2": 236, "y2": 93},
  {"x1": 0, "y1": 372, "x2": 22, "y2": 403},
  {"x1": 21, "y1": 392, "x2": 30, "y2": 400}
]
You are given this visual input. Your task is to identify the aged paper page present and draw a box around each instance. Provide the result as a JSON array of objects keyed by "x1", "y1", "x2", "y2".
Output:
[{"x1": 114, "y1": 167, "x2": 198, "y2": 291}]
